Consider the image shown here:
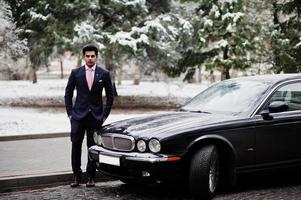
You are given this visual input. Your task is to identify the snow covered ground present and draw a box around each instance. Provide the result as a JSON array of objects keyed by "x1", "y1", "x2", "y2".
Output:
[
  {"x1": 0, "y1": 107, "x2": 170, "y2": 136},
  {"x1": 0, "y1": 79, "x2": 208, "y2": 99},
  {"x1": 0, "y1": 79, "x2": 210, "y2": 136}
]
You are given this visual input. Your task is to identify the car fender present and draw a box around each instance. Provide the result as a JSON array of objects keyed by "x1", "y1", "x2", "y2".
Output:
[
  {"x1": 186, "y1": 134, "x2": 237, "y2": 160},
  {"x1": 185, "y1": 134, "x2": 238, "y2": 187}
]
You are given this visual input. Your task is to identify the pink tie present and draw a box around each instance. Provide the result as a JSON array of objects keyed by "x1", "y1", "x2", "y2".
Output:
[{"x1": 87, "y1": 68, "x2": 93, "y2": 90}]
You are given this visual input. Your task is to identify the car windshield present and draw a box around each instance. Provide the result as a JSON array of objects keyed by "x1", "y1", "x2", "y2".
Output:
[{"x1": 180, "y1": 79, "x2": 270, "y2": 116}]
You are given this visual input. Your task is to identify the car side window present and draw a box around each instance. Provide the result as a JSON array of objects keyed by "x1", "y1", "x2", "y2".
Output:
[{"x1": 262, "y1": 82, "x2": 301, "y2": 112}]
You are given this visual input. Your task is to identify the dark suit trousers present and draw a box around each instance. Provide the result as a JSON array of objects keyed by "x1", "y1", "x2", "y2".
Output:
[{"x1": 70, "y1": 112, "x2": 100, "y2": 178}]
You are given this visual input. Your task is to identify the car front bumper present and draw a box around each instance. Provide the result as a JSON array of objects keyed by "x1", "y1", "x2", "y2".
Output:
[{"x1": 89, "y1": 145, "x2": 184, "y2": 182}]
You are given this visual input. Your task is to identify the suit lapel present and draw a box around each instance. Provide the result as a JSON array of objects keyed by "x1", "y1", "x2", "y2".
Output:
[
  {"x1": 80, "y1": 66, "x2": 90, "y2": 91},
  {"x1": 91, "y1": 65, "x2": 102, "y2": 91}
]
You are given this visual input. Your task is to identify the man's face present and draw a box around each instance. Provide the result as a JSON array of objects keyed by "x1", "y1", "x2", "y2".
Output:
[{"x1": 84, "y1": 51, "x2": 97, "y2": 68}]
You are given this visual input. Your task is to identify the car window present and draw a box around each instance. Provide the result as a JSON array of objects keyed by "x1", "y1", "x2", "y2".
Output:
[
  {"x1": 181, "y1": 80, "x2": 270, "y2": 116},
  {"x1": 261, "y1": 82, "x2": 301, "y2": 112}
]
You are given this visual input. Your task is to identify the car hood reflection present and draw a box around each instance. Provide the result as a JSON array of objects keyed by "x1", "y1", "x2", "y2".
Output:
[{"x1": 102, "y1": 112, "x2": 240, "y2": 139}]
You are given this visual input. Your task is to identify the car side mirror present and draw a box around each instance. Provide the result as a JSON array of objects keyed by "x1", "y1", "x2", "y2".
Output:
[
  {"x1": 260, "y1": 110, "x2": 273, "y2": 120},
  {"x1": 260, "y1": 101, "x2": 289, "y2": 120},
  {"x1": 268, "y1": 101, "x2": 289, "y2": 113}
]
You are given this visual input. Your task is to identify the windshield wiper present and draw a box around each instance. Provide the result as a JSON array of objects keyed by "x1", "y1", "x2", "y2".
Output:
[
  {"x1": 179, "y1": 108, "x2": 211, "y2": 114},
  {"x1": 189, "y1": 110, "x2": 212, "y2": 114}
]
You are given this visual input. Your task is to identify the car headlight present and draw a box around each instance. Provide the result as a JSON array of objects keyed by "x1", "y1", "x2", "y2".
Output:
[
  {"x1": 149, "y1": 139, "x2": 161, "y2": 153},
  {"x1": 97, "y1": 135, "x2": 102, "y2": 146},
  {"x1": 137, "y1": 140, "x2": 146, "y2": 152},
  {"x1": 93, "y1": 131, "x2": 98, "y2": 144},
  {"x1": 93, "y1": 132, "x2": 102, "y2": 145}
]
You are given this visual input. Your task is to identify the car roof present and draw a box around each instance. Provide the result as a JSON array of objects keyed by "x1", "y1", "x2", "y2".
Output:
[{"x1": 231, "y1": 74, "x2": 301, "y2": 85}]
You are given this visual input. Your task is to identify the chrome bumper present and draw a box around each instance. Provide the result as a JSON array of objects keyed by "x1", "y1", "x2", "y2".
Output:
[{"x1": 89, "y1": 145, "x2": 179, "y2": 163}]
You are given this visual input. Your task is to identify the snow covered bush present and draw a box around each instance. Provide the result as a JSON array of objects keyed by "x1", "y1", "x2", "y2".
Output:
[{"x1": 0, "y1": 1, "x2": 28, "y2": 80}]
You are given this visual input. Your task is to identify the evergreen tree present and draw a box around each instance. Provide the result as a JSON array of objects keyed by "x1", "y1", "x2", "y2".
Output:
[
  {"x1": 0, "y1": 0, "x2": 28, "y2": 80},
  {"x1": 0, "y1": 0, "x2": 27, "y2": 58},
  {"x1": 270, "y1": 0, "x2": 301, "y2": 73},
  {"x1": 6, "y1": 0, "x2": 90, "y2": 83},
  {"x1": 133, "y1": 2, "x2": 194, "y2": 81},
  {"x1": 177, "y1": 0, "x2": 260, "y2": 80},
  {"x1": 72, "y1": 0, "x2": 193, "y2": 91}
]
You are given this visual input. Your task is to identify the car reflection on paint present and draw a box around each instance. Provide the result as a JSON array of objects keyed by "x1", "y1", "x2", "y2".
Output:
[{"x1": 89, "y1": 74, "x2": 301, "y2": 199}]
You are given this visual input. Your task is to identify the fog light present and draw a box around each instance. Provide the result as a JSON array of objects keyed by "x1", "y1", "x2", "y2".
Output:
[{"x1": 142, "y1": 171, "x2": 150, "y2": 177}]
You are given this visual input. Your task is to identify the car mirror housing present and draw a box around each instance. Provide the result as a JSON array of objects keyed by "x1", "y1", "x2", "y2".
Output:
[{"x1": 269, "y1": 101, "x2": 289, "y2": 113}]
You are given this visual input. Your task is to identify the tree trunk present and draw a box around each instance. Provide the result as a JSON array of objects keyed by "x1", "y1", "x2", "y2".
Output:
[
  {"x1": 198, "y1": 65, "x2": 202, "y2": 83},
  {"x1": 105, "y1": 50, "x2": 118, "y2": 96},
  {"x1": 221, "y1": 68, "x2": 230, "y2": 80},
  {"x1": 117, "y1": 65, "x2": 122, "y2": 85},
  {"x1": 221, "y1": 46, "x2": 230, "y2": 80},
  {"x1": 272, "y1": 1, "x2": 281, "y2": 73},
  {"x1": 209, "y1": 70, "x2": 215, "y2": 83},
  {"x1": 77, "y1": 54, "x2": 82, "y2": 68},
  {"x1": 60, "y1": 57, "x2": 64, "y2": 79},
  {"x1": 133, "y1": 63, "x2": 140, "y2": 85},
  {"x1": 25, "y1": 55, "x2": 30, "y2": 80},
  {"x1": 32, "y1": 67, "x2": 37, "y2": 84}
]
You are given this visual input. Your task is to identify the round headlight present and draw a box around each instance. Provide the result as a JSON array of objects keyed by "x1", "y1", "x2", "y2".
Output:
[
  {"x1": 93, "y1": 131, "x2": 98, "y2": 144},
  {"x1": 97, "y1": 135, "x2": 102, "y2": 146},
  {"x1": 93, "y1": 132, "x2": 102, "y2": 145},
  {"x1": 137, "y1": 140, "x2": 146, "y2": 152},
  {"x1": 149, "y1": 139, "x2": 161, "y2": 153}
]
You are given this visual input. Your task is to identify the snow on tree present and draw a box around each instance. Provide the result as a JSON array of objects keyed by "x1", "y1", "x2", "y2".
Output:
[
  {"x1": 176, "y1": 0, "x2": 261, "y2": 81},
  {"x1": 0, "y1": 0, "x2": 27, "y2": 58},
  {"x1": 72, "y1": 0, "x2": 194, "y2": 85},
  {"x1": 269, "y1": 0, "x2": 301, "y2": 73},
  {"x1": 0, "y1": 0, "x2": 28, "y2": 80},
  {"x1": 6, "y1": 0, "x2": 90, "y2": 83}
]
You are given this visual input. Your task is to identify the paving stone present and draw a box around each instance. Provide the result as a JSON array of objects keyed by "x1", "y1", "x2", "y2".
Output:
[{"x1": 0, "y1": 180, "x2": 300, "y2": 200}]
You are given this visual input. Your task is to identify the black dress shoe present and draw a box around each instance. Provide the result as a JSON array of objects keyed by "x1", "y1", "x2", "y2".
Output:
[
  {"x1": 70, "y1": 176, "x2": 81, "y2": 188},
  {"x1": 86, "y1": 177, "x2": 95, "y2": 187}
]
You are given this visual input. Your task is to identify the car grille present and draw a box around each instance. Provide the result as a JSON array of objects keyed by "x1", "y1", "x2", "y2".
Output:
[{"x1": 101, "y1": 133, "x2": 135, "y2": 152}]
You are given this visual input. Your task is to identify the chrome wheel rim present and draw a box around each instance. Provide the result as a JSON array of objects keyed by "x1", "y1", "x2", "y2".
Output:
[{"x1": 209, "y1": 153, "x2": 219, "y2": 193}]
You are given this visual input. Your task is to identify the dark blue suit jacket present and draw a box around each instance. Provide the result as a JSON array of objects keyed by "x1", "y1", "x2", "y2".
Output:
[{"x1": 64, "y1": 65, "x2": 114, "y2": 122}]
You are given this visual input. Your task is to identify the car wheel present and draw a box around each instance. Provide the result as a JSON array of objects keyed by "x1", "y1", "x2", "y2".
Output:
[{"x1": 189, "y1": 145, "x2": 220, "y2": 199}]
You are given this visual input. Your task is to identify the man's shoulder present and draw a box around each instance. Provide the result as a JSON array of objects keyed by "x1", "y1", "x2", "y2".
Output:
[
  {"x1": 96, "y1": 65, "x2": 109, "y2": 74},
  {"x1": 71, "y1": 66, "x2": 84, "y2": 73}
]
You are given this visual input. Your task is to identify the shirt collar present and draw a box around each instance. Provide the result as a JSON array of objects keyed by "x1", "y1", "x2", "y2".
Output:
[{"x1": 85, "y1": 64, "x2": 96, "y2": 71}]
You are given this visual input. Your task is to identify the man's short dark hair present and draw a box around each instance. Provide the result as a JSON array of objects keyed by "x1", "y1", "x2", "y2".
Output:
[{"x1": 82, "y1": 44, "x2": 98, "y2": 56}]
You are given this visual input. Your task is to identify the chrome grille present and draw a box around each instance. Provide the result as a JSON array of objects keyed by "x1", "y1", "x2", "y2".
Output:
[{"x1": 101, "y1": 133, "x2": 135, "y2": 151}]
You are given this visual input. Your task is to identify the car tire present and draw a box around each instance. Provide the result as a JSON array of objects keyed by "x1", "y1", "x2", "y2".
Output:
[{"x1": 188, "y1": 145, "x2": 220, "y2": 199}]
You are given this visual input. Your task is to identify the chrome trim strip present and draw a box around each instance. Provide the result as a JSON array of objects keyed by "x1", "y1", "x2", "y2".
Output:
[
  {"x1": 251, "y1": 79, "x2": 301, "y2": 117},
  {"x1": 126, "y1": 157, "x2": 169, "y2": 163}
]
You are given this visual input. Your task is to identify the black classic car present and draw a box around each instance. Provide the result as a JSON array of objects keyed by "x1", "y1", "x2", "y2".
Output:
[{"x1": 89, "y1": 74, "x2": 301, "y2": 199}]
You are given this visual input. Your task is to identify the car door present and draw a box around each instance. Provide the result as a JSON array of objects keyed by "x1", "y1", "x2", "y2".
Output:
[{"x1": 254, "y1": 81, "x2": 301, "y2": 167}]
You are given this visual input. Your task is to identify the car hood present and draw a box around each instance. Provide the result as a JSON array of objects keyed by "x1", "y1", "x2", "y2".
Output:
[{"x1": 103, "y1": 112, "x2": 241, "y2": 139}]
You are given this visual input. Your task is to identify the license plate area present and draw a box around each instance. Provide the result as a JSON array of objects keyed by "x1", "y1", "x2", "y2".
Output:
[{"x1": 99, "y1": 154, "x2": 120, "y2": 166}]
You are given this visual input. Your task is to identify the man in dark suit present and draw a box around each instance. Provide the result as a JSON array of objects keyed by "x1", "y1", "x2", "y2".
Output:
[{"x1": 64, "y1": 44, "x2": 113, "y2": 187}]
